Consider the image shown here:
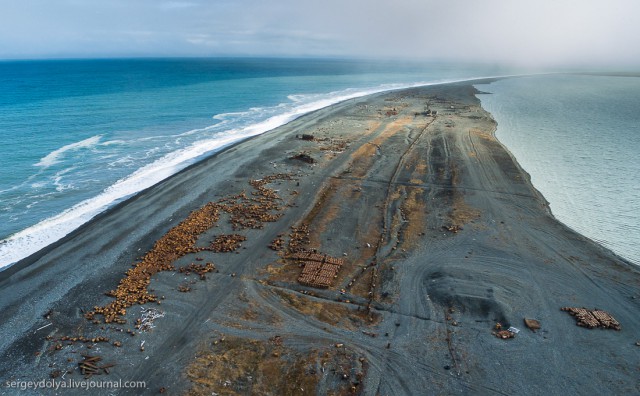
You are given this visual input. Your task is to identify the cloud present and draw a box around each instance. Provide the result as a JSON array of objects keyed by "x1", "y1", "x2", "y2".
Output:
[{"x1": 0, "y1": 0, "x2": 638, "y2": 67}]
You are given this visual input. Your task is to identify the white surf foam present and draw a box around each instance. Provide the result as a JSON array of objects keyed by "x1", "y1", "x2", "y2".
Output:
[
  {"x1": 0, "y1": 76, "x2": 505, "y2": 269},
  {"x1": 35, "y1": 135, "x2": 103, "y2": 168}
]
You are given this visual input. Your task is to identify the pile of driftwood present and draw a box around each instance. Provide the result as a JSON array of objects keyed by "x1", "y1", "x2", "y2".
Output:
[
  {"x1": 86, "y1": 174, "x2": 293, "y2": 324},
  {"x1": 208, "y1": 234, "x2": 246, "y2": 252},
  {"x1": 78, "y1": 355, "x2": 115, "y2": 378},
  {"x1": 290, "y1": 252, "x2": 345, "y2": 288},
  {"x1": 561, "y1": 307, "x2": 621, "y2": 330}
]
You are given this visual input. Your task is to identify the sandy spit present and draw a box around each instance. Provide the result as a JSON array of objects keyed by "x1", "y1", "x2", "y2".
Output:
[{"x1": 1, "y1": 81, "x2": 639, "y2": 395}]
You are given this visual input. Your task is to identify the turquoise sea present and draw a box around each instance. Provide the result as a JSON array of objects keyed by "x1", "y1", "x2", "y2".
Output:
[
  {"x1": 1, "y1": 60, "x2": 637, "y2": 268},
  {"x1": 478, "y1": 75, "x2": 640, "y2": 265},
  {"x1": 0, "y1": 58, "x2": 508, "y2": 268}
]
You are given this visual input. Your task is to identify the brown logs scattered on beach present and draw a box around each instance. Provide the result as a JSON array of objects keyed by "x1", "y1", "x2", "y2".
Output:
[
  {"x1": 561, "y1": 307, "x2": 621, "y2": 330},
  {"x1": 86, "y1": 174, "x2": 293, "y2": 324},
  {"x1": 269, "y1": 236, "x2": 285, "y2": 251},
  {"x1": 288, "y1": 224, "x2": 310, "y2": 252},
  {"x1": 179, "y1": 262, "x2": 215, "y2": 280},
  {"x1": 78, "y1": 355, "x2": 114, "y2": 378},
  {"x1": 208, "y1": 234, "x2": 247, "y2": 252},
  {"x1": 85, "y1": 202, "x2": 221, "y2": 324}
]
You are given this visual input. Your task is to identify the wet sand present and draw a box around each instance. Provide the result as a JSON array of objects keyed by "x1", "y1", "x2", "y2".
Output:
[{"x1": 1, "y1": 81, "x2": 639, "y2": 395}]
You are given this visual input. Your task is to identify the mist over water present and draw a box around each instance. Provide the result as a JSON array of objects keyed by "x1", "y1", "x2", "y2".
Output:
[{"x1": 478, "y1": 75, "x2": 640, "y2": 265}]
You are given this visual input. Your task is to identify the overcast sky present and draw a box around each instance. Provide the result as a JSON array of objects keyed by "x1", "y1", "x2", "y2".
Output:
[{"x1": 1, "y1": 0, "x2": 639, "y2": 67}]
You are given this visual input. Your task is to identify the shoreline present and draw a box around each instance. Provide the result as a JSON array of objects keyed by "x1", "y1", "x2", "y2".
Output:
[
  {"x1": 1, "y1": 82, "x2": 639, "y2": 395},
  {"x1": 0, "y1": 76, "x2": 512, "y2": 273},
  {"x1": 0, "y1": 76, "x2": 512, "y2": 271},
  {"x1": 476, "y1": 75, "x2": 640, "y2": 267}
]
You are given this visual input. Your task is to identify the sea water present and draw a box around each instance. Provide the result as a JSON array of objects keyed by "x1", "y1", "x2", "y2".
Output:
[
  {"x1": 477, "y1": 74, "x2": 640, "y2": 265},
  {"x1": 0, "y1": 58, "x2": 510, "y2": 268}
]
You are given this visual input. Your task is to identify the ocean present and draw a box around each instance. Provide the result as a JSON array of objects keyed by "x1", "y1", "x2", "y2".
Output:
[
  {"x1": 1, "y1": 60, "x2": 637, "y2": 269},
  {"x1": 477, "y1": 74, "x2": 640, "y2": 265},
  {"x1": 0, "y1": 58, "x2": 509, "y2": 268}
]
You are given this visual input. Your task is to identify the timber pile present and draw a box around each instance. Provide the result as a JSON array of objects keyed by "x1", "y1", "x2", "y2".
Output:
[
  {"x1": 208, "y1": 234, "x2": 246, "y2": 252},
  {"x1": 288, "y1": 251, "x2": 344, "y2": 265},
  {"x1": 269, "y1": 236, "x2": 285, "y2": 251},
  {"x1": 86, "y1": 174, "x2": 293, "y2": 324},
  {"x1": 86, "y1": 202, "x2": 221, "y2": 324},
  {"x1": 561, "y1": 307, "x2": 621, "y2": 330},
  {"x1": 217, "y1": 174, "x2": 292, "y2": 229},
  {"x1": 288, "y1": 224, "x2": 310, "y2": 252},
  {"x1": 295, "y1": 254, "x2": 344, "y2": 288}
]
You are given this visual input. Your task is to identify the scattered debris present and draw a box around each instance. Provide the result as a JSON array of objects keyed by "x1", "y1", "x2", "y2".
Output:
[
  {"x1": 36, "y1": 323, "x2": 53, "y2": 331},
  {"x1": 493, "y1": 330, "x2": 515, "y2": 339},
  {"x1": 442, "y1": 225, "x2": 462, "y2": 233},
  {"x1": 269, "y1": 237, "x2": 285, "y2": 251},
  {"x1": 86, "y1": 174, "x2": 292, "y2": 324},
  {"x1": 136, "y1": 307, "x2": 165, "y2": 332},
  {"x1": 288, "y1": 224, "x2": 310, "y2": 252},
  {"x1": 524, "y1": 318, "x2": 541, "y2": 332},
  {"x1": 290, "y1": 153, "x2": 315, "y2": 164},
  {"x1": 57, "y1": 335, "x2": 110, "y2": 344},
  {"x1": 209, "y1": 234, "x2": 246, "y2": 253},
  {"x1": 78, "y1": 355, "x2": 114, "y2": 378},
  {"x1": 492, "y1": 322, "x2": 517, "y2": 339},
  {"x1": 179, "y1": 262, "x2": 216, "y2": 279},
  {"x1": 561, "y1": 307, "x2": 621, "y2": 330}
]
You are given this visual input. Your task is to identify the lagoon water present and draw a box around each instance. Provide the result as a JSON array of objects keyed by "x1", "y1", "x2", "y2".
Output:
[
  {"x1": 478, "y1": 75, "x2": 640, "y2": 265},
  {"x1": 0, "y1": 58, "x2": 509, "y2": 268}
]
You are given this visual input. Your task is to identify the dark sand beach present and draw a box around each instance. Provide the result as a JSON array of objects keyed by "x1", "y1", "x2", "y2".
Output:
[{"x1": 1, "y1": 82, "x2": 639, "y2": 395}]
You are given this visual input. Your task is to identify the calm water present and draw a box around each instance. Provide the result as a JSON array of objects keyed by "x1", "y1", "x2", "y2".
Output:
[
  {"x1": 477, "y1": 75, "x2": 640, "y2": 265},
  {"x1": 0, "y1": 58, "x2": 510, "y2": 268}
]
